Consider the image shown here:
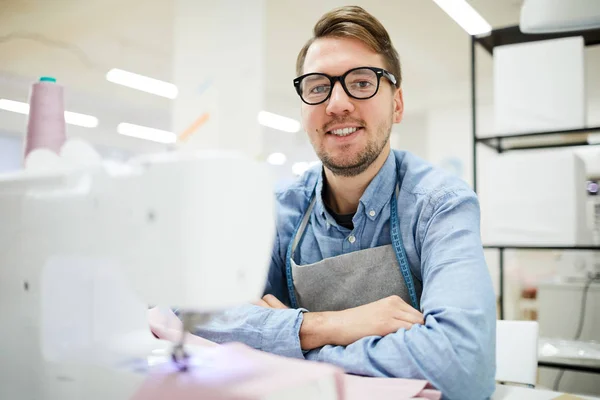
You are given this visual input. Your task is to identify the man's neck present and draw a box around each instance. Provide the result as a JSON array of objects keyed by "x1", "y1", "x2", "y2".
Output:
[{"x1": 323, "y1": 147, "x2": 391, "y2": 215}]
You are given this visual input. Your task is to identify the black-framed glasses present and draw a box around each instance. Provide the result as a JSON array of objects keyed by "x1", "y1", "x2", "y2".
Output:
[{"x1": 293, "y1": 66, "x2": 397, "y2": 105}]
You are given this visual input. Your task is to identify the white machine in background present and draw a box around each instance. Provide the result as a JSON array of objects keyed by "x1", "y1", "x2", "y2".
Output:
[
  {"x1": 586, "y1": 180, "x2": 600, "y2": 245},
  {"x1": 0, "y1": 142, "x2": 276, "y2": 399},
  {"x1": 537, "y1": 273, "x2": 600, "y2": 395},
  {"x1": 479, "y1": 150, "x2": 593, "y2": 246},
  {"x1": 536, "y1": 177, "x2": 600, "y2": 396},
  {"x1": 480, "y1": 147, "x2": 600, "y2": 395}
]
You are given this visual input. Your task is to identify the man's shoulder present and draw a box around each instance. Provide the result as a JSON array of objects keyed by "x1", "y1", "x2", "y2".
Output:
[
  {"x1": 271, "y1": 166, "x2": 319, "y2": 244},
  {"x1": 273, "y1": 165, "x2": 319, "y2": 210},
  {"x1": 394, "y1": 150, "x2": 474, "y2": 203}
]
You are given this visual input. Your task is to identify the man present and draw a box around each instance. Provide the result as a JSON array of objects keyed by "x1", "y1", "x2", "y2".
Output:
[{"x1": 196, "y1": 6, "x2": 496, "y2": 400}]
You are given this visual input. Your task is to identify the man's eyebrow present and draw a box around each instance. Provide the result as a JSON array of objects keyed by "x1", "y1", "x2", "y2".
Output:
[
  {"x1": 304, "y1": 74, "x2": 328, "y2": 81},
  {"x1": 349, "y1": 70, "x2": 374, "y2": 76}
]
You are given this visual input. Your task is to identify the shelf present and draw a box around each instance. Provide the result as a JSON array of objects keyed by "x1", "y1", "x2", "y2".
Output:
[
  {"x1": 471, "y1": 25, "x2": 600, "y2": 320},
  {"x1": 476, "y1": 126, "x2": 600, "y2": 153},
  {"x1": 538, "y1": 360, "x2": 600, "y2": 374},
  {"x1": 474, "y1": 25, "x2": 600, "y2": 55},
  {"x1": 483, "y1": 245, "x2": 600, "y2": 251}
]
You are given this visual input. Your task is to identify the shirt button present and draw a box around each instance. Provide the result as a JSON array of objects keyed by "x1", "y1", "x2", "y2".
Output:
[
  {"x1": 348, "y1": 235, "x2": 356, "y2": 244},
  {"x1": 369, "y1": 210, "x2": 376, "y2": 217}
]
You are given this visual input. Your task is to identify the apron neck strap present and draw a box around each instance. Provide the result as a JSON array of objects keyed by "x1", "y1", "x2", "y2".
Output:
[
  {"x1": 291, "y1": 193, "x2": 316, "y2": 254},
  {"x1": 292, "y1": 155, "x2": 401, "y2": 256}
]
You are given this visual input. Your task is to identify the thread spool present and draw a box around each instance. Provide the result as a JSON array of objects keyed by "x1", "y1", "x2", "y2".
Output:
[{"x1": 24, "y1": 76, "x2": 67, "y2": 160}]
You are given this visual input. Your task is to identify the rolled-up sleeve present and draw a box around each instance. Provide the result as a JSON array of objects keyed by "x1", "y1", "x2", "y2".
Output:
[
  {"x1": 194, "y1": 304, "x2": 306, "y2": 359},
  {"x1": 305, "y1": 190, "x2": 497, "y2": 400}
]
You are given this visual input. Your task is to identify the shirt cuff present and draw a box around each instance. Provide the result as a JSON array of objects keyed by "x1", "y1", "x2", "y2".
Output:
[{"x1": 259, "y1": 307, "x2": 306, "y2": 359}]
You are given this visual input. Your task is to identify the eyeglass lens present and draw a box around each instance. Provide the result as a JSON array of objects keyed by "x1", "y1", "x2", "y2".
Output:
[{"x1": 300, "y1": 68, "x2": 379, "y2": 104}]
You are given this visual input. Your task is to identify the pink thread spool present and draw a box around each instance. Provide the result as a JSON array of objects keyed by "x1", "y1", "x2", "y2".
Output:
[{"x1": 24, "y1": 76, "x2": 67, "y2": 159}]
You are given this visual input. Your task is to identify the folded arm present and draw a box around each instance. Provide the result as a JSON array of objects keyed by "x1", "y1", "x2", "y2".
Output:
[
  {"x1": 303, "y1": 190, "x2": 497, "y2": 400},
  {"x1": 193, "y1": 190, "x2": 496, "y2": 400}
]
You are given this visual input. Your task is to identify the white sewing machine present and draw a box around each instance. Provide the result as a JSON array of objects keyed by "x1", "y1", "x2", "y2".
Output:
[{"x1": 0, "y1": 142, "x2": 276, "y2": 399}]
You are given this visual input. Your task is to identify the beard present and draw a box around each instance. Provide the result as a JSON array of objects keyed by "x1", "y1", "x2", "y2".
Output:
[{"x1": 317, "y1": 118, "x2": 392, "y2": 177}]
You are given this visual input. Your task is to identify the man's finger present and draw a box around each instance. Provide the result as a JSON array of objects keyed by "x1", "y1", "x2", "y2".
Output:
[
  {"x1": 393, "y1": 300, "x2": 425, "y2": 321},
  {"x1": 262, "y1": 294, "x2": 288, "y2": 309},
  {"x1": 395, "y1": 310, "x2": 425, "y2": 325},
  {"x1": 387, "y1": 319, "x2": 414, "y2": 333}
]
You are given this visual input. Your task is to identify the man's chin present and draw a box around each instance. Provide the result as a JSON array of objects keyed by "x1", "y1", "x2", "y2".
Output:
[
  {"x1": 321, "y1": 156, "x2": 371, "y2": 177},
  {"x1": 322, "y1": 154, "x2": 360, "y2": 168}
]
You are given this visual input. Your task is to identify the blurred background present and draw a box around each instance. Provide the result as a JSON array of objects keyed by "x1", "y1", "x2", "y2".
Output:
[
  {"x1": 0, "y1": 0, "x2": 533, "y2": 181},
  {"x1": 1, "y1": 0, "x2": 599, "y2": 395}
]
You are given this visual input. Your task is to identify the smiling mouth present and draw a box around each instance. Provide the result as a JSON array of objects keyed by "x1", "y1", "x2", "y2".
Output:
[{"x1": 327, "y1": 127, "x2": 362, "y2": 137}]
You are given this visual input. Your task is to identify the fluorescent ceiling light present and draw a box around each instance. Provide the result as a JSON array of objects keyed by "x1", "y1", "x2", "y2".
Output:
[
  {"x1": 117, "y1": 122, "x2": 176, "y2": 144},
  {"x1": 433, "y1": 0, "x2": 492, "y2": 35},
  {"x1": 257, "y1": 111, "x2": 301, "y2": 133},
  {"x1": 64, "y1": 111, "x2": 99, "y2": 128},
  {"x1": 267, "y1": 152, "x2": 287, "y2": 165},
  {"x1": 0, "y1": 99, "x2": 29, "y2": 114},
  {"x1": 106, "y1": 68, "x2": 178, "y2": 99},
  {"x1": 0, "y1": 99, "x2": 98, "y2": 128}
]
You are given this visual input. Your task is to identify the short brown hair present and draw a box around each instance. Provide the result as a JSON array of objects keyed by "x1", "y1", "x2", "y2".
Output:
[{"x1": 296, "y1": 6, "x2": 401, "y2": 88}]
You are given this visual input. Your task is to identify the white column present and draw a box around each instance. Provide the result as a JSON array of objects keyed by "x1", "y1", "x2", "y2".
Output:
[{"x1": 172, "y1": 0, "x2": 266, "y2": 158}]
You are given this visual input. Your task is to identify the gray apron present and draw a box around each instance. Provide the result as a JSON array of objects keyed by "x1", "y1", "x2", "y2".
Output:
[{"x1": 284, "y1": 162, "x2": 423, "y2": 313}]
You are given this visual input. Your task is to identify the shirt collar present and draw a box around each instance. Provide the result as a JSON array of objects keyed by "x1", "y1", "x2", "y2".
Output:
[
  {"x1": 359, "y1": 151, "x2": 397, "y2": 221},
  {"x1": 314, "y1": 151, "x2": 397, "y2": 223},
  {"x1": 314, "y1": 169, "x2": 329, "y2": 224}
]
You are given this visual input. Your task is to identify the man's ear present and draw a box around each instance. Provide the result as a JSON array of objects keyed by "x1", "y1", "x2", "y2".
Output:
[
  {"x1": 393, "y1": 88, "x2": 404, "y2": 124},
  {"x1": 300, "y1": 106, "x2": 306, "y2": 131}
]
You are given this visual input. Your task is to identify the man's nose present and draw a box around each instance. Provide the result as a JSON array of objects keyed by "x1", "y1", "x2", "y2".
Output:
[{"x1": 325, "y1": 81, "x2": 355, "y2": 116}]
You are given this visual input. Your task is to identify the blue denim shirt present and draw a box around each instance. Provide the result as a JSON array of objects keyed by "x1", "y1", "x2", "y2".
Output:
[{"x1": 195, "y1": 150, "x2": 496, "y2": 400}]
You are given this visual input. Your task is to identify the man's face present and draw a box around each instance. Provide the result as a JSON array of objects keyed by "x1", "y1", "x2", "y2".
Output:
[{"x1": 300, "y1": 37, "x2": 403, "y2": 177}]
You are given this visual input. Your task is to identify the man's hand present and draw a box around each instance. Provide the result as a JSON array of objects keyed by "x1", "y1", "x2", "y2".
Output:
[
  {"x1": 300, "y1": 295, "x2": 425, "y2": 351},
  {"x1": 254, "y1": 294, "x2": 289, "y2": 309}
]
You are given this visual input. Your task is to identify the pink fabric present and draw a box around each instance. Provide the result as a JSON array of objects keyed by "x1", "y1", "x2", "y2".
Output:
[
  {"x1": 145, "y1": 309, "x2": 441, "y2": 399},
  {"x1": 131, "y1": 343, "x2": 346, "y2": 400},
  {"x1": 344, "y1": 375, "x2": 441, "y2": 400},
  {"x1": 417, "y1": 389, "x2": 443, "y2": 400},
  {"x1": 25, "y1": 81, "x2": 67, "y2": 158}
]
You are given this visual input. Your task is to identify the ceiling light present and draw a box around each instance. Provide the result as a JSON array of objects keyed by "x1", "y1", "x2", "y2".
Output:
[
  {"x1": 0, "y1": 99, "x2": 98, "y2": 128},
  {"x1": 64, "y1": 111, "x2": 99, "y2": 128},
  {"x1": 106, "y1": 68, "x2": 178, "y2": 99},
  {"x1": 0, "y1": 99, "x2": 29, "y2": 114},
  {"x1": 267, "y1": 152, "x2": 287, "y2": 165},
  {"x1": 433, "y1": 0, "x2": 492, "y2": 35},
  {"x1": 257, "y1": 111, "x2": 301, "y2": 133},
  {"x1": 117, "y1": 122, "x2": 176, "y2": 144}
]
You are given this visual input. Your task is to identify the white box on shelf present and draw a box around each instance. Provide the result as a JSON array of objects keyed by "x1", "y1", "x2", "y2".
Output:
[
  {"x1": 488, "y1": 36, "x2": 586, "y2": 137},
  {"x1": 479, "y1": 150, "x2": 592, "y2": 246}
]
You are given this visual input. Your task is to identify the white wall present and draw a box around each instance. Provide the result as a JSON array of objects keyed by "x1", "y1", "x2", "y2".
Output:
[{"x1": 391, "y1": 112, "x2": 429, "y2": 160}]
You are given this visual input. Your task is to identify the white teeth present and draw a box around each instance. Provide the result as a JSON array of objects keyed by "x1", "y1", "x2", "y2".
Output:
[{"x1": 330, "y1": 127, "x2": 358, "y2": 136}]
